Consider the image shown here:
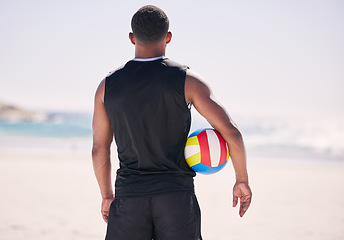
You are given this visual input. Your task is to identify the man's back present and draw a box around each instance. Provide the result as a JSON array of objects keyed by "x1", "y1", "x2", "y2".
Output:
[{"x1": 104, "y1": 57, "x2": 195, "y2": 197}]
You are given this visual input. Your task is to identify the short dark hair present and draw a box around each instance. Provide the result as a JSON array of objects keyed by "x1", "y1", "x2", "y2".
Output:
[{"x1": 131, "y1": 5, "x2": 169, "y2": 44}]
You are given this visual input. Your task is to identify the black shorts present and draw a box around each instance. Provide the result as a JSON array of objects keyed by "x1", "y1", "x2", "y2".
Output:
[{"x1": 105, "y1": 192, "x2": 202, "y2": 240}]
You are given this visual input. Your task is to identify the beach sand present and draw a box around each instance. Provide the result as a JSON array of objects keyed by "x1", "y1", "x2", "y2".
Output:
[{"x1": 0, "y1": 147, "x2": 343, "y2": 240}]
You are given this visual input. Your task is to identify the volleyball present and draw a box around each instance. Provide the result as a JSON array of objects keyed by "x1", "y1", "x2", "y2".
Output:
[{"x1": 185, "y1": 128, "x2": 229, "y2": 174}]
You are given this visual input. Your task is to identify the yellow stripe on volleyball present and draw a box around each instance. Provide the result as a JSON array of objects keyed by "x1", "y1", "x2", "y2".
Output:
[
  {"x1": 185, "y1": 136, "x2": 201, "y2": 167},
  {"x1": 227, "y1": 149, "x2": 230, "y2": 161},
  {"x1": 185, "y1": 136, "x2": 199, "y2": 146},
  {"x1": 186, "y1": 152, "x2": 201, "y2": 167}
]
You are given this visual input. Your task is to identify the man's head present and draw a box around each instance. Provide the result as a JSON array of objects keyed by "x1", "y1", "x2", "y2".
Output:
[{"x1": 131, "y1": 5, "x2": 170, "y2": 45}]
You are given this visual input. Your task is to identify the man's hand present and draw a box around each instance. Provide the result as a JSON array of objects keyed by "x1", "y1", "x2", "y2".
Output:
[
  {"x1": 101, "y1": 197, "x2": 114, "y2": 223},
  {"x1": 233, "y1": 182, "x2": 252, "y2": 217}
]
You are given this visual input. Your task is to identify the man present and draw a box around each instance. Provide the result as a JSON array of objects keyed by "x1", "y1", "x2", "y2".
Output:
[{"x1": 92, "y1": 5, "x2": 251, "y2": 240}]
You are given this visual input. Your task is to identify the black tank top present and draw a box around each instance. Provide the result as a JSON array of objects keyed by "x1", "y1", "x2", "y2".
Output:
[{"x1": 104, "y1": 58, "x2": 195, "y2": 197}]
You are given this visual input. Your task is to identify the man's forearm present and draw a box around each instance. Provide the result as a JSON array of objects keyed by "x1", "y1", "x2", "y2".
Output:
[
  {"x1": 222, "y1": 127, "x2": 249, "y2": 183},
  {"x1": 92, "y1": 147, "x2": 114, "y2": 199}
]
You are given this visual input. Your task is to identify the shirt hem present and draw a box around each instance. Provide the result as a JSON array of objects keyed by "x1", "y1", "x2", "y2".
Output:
[{"x1": 114, "y1": 188, "x2": 195, "y2": 198}]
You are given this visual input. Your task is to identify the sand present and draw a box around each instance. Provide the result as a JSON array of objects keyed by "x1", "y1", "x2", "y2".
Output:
[{"x1": 0, "y1": 147, "x2": 343, "y2": 240}]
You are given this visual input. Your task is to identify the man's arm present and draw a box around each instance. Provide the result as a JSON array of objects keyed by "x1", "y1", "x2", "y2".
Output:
[
  {"x1": 185, "y1": 70, "x2": 252, "y2": 217},
  {"x1": 92, "y1": 79, "x2": 114, "y2": 223}
]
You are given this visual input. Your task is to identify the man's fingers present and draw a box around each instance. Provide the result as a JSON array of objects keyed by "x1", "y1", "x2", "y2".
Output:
[
  {"x1": 233, "y1": 195, "x2": 238, "y2": 207},
  {"x1": 239, "y1": 195, "x2": 252, "y2": 217},
  {"x1": 240, "y1": 203, "x2": 250, "y2": 217},
  {"x1": 101, "y1": 198, "x2": 114, "y2": 224},
  {"x1": 102, "y1": 210, "x2": 109, "y2": 223},
  {"x1": 239, "y1": 204, "x2": 246, "y2": 217},
  {"x1": 239, "y1": 206, "x2": 247, "y2": 217}
]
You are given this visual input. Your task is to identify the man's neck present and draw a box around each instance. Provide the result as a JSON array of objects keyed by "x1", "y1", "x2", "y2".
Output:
[{"x1": 134, "y1": 43, "x2": 166, "y2": 59}]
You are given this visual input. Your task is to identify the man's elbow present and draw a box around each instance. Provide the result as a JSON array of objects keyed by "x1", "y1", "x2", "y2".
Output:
[
  {"x1": 91, "y1": 146, "x2": 99, "y2": 158},
  {"x1": 92, "y1": 144, "x2": 111, "y2": 160},
  {"x1": 221, "y1": 125, "x2": 244, "y2": 145},
  {"x1": 230, "y1": 127, "x2": 243, "y2": 141}
]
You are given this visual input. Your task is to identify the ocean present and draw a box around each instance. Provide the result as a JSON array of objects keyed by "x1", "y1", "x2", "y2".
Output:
[{"x1": 0, "y1": 111, "x2": 343, "y2": 161}]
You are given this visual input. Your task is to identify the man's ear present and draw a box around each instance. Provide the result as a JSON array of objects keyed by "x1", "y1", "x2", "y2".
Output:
[
  {"x1": 166, "y1": 32, "x2": 172, "y2": 44},
  {"x1": 129, "y1": 32, "x2": 136, "y2": 45}
]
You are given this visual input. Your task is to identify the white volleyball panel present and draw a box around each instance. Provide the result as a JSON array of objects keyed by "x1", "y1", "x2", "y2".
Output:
[
  {"x1": 206, "y1": 130, "x2": 221, "y2": 167},
  {"x1": 184, "y1": 144, "x2": 200, "y2": 159}
]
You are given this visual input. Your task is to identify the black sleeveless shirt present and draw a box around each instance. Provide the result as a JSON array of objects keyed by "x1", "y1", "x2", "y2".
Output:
[{"x1": 104, "y1": 58, "x2": 195, "y2": 197}]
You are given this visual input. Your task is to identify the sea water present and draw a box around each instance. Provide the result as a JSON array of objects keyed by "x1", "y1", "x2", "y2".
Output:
[
  {"x1": 189, "y1": 111, "x2": 344, "y2": 161},
  {"x1": 0, "y1": 112, "x2": 93, "y2": 153},
  {"x1": 0, "y1": 111, "x2": 343, "y2": 161}
]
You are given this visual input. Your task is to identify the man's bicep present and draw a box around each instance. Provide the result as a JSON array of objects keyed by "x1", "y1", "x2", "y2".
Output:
[
  {"x1": 194, "y1": 94, "x2": 233, "y2": 132},
  {"x1": 185, "y1": 72, "x2": 235, "y2": 133}
]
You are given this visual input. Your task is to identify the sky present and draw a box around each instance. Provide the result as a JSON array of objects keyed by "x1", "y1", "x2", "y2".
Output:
[{"x1": 0, "y1": 0, "x2": 343, "y2": 119}]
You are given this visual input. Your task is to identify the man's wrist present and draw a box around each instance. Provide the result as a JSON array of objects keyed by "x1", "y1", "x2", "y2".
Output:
[
  {"x1": 235, "y1": 174, "x2": 249, "y2": 184},
  {"x1": 102, "y1": 193, "x2": 114, "y2": 200}
]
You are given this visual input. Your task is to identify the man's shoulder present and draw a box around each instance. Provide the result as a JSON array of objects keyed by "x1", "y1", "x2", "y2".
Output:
[
  {"x1": 162, "y1": 58, "x2": 189, "y2": 70},
  {"x1": 106, "y1": 63, "x2": 128, "y2": 78}
]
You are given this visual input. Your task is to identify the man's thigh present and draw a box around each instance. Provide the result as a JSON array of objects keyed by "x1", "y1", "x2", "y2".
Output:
[
  {"x1": 151, "y1": 192, "x2": 202, "y2": 240},
  {"x1": 105, "y1": 197, "x2": 153, "y2": 240}
]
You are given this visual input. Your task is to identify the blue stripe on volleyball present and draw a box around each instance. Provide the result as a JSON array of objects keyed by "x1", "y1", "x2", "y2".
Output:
[
  {"x1": 188, "y1": 128, "x2": 214, "y2": 138},
  {"x1": 191, "y1": 162, "x2": 228, "y2": 175}
]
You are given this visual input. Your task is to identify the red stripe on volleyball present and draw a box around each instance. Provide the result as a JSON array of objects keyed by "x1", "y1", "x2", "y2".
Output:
[
  {"x1": 197, "y1": 131, "x2": 211, "y2": 167},
  {"x1": 214, "y1": 130, "x2": 227, "y2": 165}
]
